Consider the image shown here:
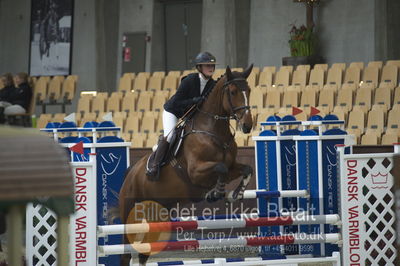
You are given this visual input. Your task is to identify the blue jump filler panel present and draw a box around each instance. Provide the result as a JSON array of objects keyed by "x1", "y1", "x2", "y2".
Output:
[
  {"x1": 254, "y1": 115, "x2": 351, "y2": 257},
  {"x1": 42, "y1": 121, "x2": 130, "y2": 265}
]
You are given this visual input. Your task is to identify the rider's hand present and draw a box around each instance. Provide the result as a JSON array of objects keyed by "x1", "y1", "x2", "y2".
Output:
[{"x1": 192, "y1": 96, "x2": 203, "y2": 104}]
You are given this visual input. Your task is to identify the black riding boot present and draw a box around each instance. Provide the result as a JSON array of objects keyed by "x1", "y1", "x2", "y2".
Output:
[{"x1": 146, "y1": 137, "x2": 170, "y2": 181}]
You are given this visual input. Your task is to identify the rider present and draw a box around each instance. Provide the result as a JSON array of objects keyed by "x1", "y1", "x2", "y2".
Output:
[{"x1": 146, "y1": 51, "x2": 217, "y2": 180}]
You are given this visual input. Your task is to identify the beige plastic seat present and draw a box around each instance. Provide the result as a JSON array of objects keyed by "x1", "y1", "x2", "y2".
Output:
[
  {"x1": 231, "y1": 67, "x2": 244, "y2": 72},
  {"x1": 394, "y1": 87, "x2": 400, "y2": 105},
  {"x1": 114, "y1": 111, "x2": 127, "y2": 119},
  {"x1": 342, "y1": 67, "x2": 361, "y2": 90},
  {"x1": 47, "y1": 77, "x2": 62, "y2": 102},
  {"x1": 61, "y1": 76, "x2": 76, "y2": 102},
  {"x1": 256, "y1": 109, "x2": 276, "y2": 124},
  {"x1": 336, "y1": 89, "x2": 353, "y2": 112},
  {"x1": 262, "y1": 66, "x2": 276, "y2": 74},
  {"x1": 347, "y1": 108, "x2": 365, "y2": 135},
  {"x1": 53, "y1": 113, "x2": 66, "y2": 123},
  {"x1": 106, "y1": 96, "x2": 121, "y2": 113},
  {"x1": 125, "y1": 115, "x2": 141, "y2": 134},
  {"x1": 379, "y1": 65, "x2": 398, "y2": 90},
  {"x1": 147, "y1": 76, "x2": 162, "y2": 91},
  {"x1": 146, "y1": 133, "x2": 160, "y2": 148},
  {"x1": 152, "y1": 93, "x2": 168, "y2": 112},
  {"x1": 118, "y1": 73, "x2": 134, "y2": 93},
  {"x1": 141, "y1": 115, "x2": 156, "y2": 133},
  {"x1": 265, "y1": 90, "x2": 281, "y2": 112},
  {"x1": 247, "y1": 71, "x2": 257, "y2": 89},
  {"x1": 121, "y1": 132, "x2": 132, "y2": 143},
  {"x1": 279, "y1": 65, "x2": 293, "y2": 74},
  {"x1": 124, "y1": 115, "x2": 141, "y2": 134},
  {"x1": 381, "y1": 132, "x2": 398, "y2": 145},
  {"x1": 130, "y1": 133, "x2": 146, "y2": 148},
  {"x1": 136, "y1": 93, "x2": 152, "y2": 112},
  {"x1": 113, "y1": 116, "x2": 125, "y2": 130},
  {"x1": 367, "y1": 61, "x2": 383, "y2": 70},
  {"x1": 361, "y1": 131, "x2": 379, "y2": 145},
  {"x1": 183, "y1": 69, "x2": 197, "y2": 76},
  {"x1": 354, "y1": 88, "x2": 372, "y2": 113},
  {"x1": 79, "y1": 112, "x2": 97, "y2": 126},
  {"x1": 386, "y1": 60, "x2": 400, "y2": 68},
  {"x1": 323, "y1": 68, "x2": 342, "y2": 91},
  {"x1": 331, "y1": 63, "x2": 346, "y2": 72},
  {"x1": 296, "y1": 64, "x2": 311, "y2": 74},
  {"x1": 366, "y1": 109, "x2": 385, "y2": 135},
  {"x1": 274, "y1": 68, "x2": 290, "y2": 91},
  {"x1": 349, "y1": 62, "x2": 364, "y2": 70},
  {"x1": 235, "y1": 133, "x2": 247, "y2": 147},
  {"x1": 360, "y1": 66, "x2": 379, "y2": 90},
  {"x1": 314, "y1": 64, "x2": 328, "y2": 73},
  {"x1": 167, "y1": 70, "x2": 181, "y2": 77},
  {"x1": 305, "y1": 68, "x2": 324, "y2": 91},
  {"x1": 163, "y1": 76, "x2": 178, "y2": 91},
  {"x1": 317, "y1": 90, "x2": 335, "y2": 113},
  {"x1": 331, "y1": 107, "x2": 347, "y2": 121},
  {"x1": 258, "y1": 71, "x2": 273, "y2": 88},
  {"x1": 287, "y1": 69, "x2": 307, "y2": 91},
  {"x1": 372, "y1": 87, "x2": 392, "y2": 112},
  {"x1": 249, "y1": 89, "x2": 264, "y2": 109},
  {"x1": 37, "y1": 114, "x2": 53, "y2": 129},
  {"x1": 152, "y1": 71, "x2": 166, "y2": 78},
  {"x1": 300, "y1": 90, "x2": 317, "y2": 115},
  {"x1": 76, "y1": 95, "x2": 92, "y2": 115},
  {"x1": 137, "y1": 72, "x2": 151, "y2": 79},
  {"x1": 96, "y1": 92, "x2": 108, "y2": 98},
  {"x1": 121, "y1": 91, "x2": 138, "y2": 114},
  {"x1": 92, "y1": 96, "x2": 106, "y2": 115},
  {"x1": 133, "y1": 74, "x2": 148, "y2": 91},
  {"x1": 387, "y1": 109, "x2": 400, "y2": 135},
  {"x1": 282, "y1": 91, "x2": 299, "y2": 108},
  {"x1": 34, "y1": 77, "x2": 49, "y2": 103}
]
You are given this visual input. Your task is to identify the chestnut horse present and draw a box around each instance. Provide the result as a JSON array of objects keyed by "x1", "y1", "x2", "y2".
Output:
[{"x1": 119, "y1": 65, "x2": 254, "y2": 265}]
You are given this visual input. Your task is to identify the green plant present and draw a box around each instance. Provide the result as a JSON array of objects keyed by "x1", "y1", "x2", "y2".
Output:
[{"x1": 289, "y1": 24, "x2": 315, "y2": 57}]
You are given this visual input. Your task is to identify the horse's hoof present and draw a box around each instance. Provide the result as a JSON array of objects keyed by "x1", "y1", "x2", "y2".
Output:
[
  {"x1": 226, "y1": 190, "x2": 243, "y2": 203},
  {"x1": 205, "y1": 190, "x2": 225, "y2": 202}
]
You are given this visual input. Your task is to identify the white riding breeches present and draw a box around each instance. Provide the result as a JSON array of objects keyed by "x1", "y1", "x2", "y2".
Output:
[{"x1": 163, "y1": 110, "x2": 178, "y2": 142}]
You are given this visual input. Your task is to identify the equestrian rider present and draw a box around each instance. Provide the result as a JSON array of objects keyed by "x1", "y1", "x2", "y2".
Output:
[{"x1": 146, "y1": 51, "x2": 217, "y2": 180}]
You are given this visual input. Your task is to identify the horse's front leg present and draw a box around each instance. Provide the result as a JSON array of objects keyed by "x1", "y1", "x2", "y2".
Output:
[
  {"x1": 226, "y1": 162, "x2": 253, "y2": 202},
  {"x1": 189, "y1": 162, "x2": 229, "y2": 202}
]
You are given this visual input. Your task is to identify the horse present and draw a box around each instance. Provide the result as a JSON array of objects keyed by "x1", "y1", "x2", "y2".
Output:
[{"x1": 119, "y1": 65, "x2": 254, "y2": 265}]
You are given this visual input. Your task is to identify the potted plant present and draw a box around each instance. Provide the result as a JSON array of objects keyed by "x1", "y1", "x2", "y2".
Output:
[{"x1": 289, "y1": 24, "x2": 315, "y2": 57}]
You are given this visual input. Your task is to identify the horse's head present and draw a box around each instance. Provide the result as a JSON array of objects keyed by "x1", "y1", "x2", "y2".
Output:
[{"x1": 223, "y1": 65, "x2": 253, "y2": 134}]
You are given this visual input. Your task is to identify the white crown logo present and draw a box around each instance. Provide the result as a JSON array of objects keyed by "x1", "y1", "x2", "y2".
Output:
[{"x1": 371, "y1": 172, "x2": 388, "y2": 184}]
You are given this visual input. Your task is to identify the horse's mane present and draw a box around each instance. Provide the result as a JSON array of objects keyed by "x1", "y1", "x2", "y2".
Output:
[{"x1": 202, "y1": 71, "x2": 243, "y2": 101}]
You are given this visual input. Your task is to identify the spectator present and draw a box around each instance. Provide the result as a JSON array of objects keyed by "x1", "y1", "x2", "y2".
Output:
[
  {"x1": 0, "y1": 73, "x2": 15, "y2": 102},
  {"x1": 0, "y1": 72, "x2": 32, "y2": 116}
]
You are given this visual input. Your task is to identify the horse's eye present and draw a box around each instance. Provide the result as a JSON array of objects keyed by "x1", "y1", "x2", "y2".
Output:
[{"x1": 230, "y1": 90, "x2": 236, "y2": 96}]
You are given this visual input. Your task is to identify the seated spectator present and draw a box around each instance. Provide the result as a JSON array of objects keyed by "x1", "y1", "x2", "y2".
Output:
[
  {"x1": 0, "y1": 72, "x2": 32, "y2": 116},
  {"x1": 0, "y1": 73, "x2": 15, "y2": 102}
]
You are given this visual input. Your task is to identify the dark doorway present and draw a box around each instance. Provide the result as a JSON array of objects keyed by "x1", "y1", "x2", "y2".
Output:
[
  {"x1": 164, "y1": 0, "x2": 202, "y2": 71},
  {"x1": 121, "y1": 32, "x2": 146, "y2": 73}
]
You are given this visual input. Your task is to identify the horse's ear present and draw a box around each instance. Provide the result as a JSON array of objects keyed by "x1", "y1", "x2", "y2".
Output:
[
  {"x1": 226, "y1": 65, "x2": 233, "y2": 81},
  {"x1": 242, "y1": 64, "x2": 254, "y2": 79}
]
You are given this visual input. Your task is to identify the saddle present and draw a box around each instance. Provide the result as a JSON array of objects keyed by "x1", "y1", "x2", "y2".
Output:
[{"x1": 146, "y1": 125, "x2": 185, "y2": 178}]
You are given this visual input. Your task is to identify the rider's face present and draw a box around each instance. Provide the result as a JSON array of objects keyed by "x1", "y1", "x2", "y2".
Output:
[{"x1": 200, "y1": 64, "x2": 215, "y2": 78}]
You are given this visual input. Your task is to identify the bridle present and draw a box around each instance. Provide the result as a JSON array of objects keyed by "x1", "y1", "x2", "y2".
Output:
[{"x1": 196, "y1": 77, "x2": 251, "y2": 123}]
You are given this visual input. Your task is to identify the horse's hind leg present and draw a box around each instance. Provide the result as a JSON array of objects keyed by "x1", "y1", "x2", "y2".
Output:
[{"x1": 226, "y1": 163, "x2": 253, "y2": 202}]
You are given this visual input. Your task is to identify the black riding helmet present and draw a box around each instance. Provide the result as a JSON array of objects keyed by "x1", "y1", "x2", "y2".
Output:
[{"x1": 194, "y1": 52, "x2": 217, "y2": 66}]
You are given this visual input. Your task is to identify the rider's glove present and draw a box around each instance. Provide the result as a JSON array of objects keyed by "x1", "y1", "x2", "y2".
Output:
[{"x1": 192, "y1": 96, "x2": 203, "y2": 104}]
